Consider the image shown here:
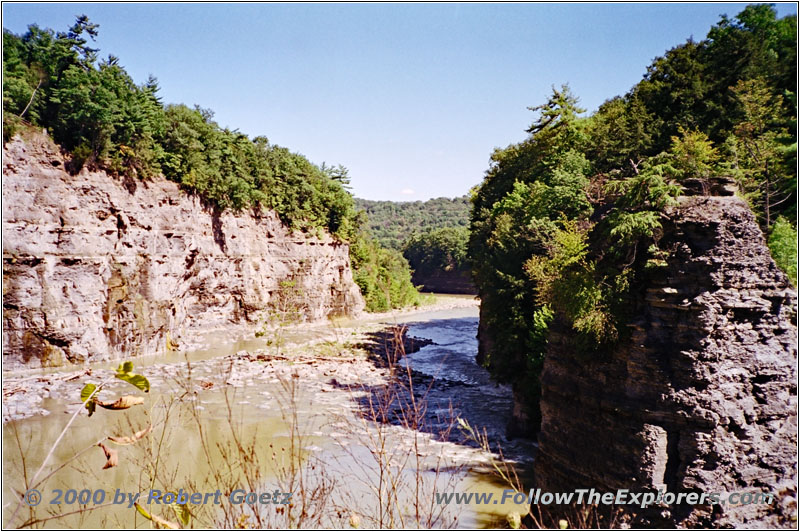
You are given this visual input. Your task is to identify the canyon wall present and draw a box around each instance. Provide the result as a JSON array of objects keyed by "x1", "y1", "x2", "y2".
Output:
[
  {"x1": 2, "y1": 133, "x2": 365, "y2": 368},
  {"x1": 534, "y1": 193, "x2": 797, "y2": 527}
]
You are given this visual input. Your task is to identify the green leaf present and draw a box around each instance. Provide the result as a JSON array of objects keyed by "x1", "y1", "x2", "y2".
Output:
[
  {"x1": 170, "y1": 499, "x2": 191, "y2": 527},
  {"x1": 134, "y1": 503, "x2": 179, "y2": 529},
  {"x1": 81, "y1": 383, "x2": 98, "y2": 417},
  {"x1": 81, "y1": 383, "x2": 97, "y2": 403},
  {"x1": 134, "y1": 503, "x2": 152, "y2": 520},
  {"x1": 116, "y1": 373, "x2": 150, "y2": 393},
  {"x1": 116, "y1": 361, "x2": 134, "y2": 375}
]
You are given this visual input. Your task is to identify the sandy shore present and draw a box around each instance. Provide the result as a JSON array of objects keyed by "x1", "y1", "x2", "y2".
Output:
[{"x1": 2, "y1": 295, "x2": 479, "y2": 422}]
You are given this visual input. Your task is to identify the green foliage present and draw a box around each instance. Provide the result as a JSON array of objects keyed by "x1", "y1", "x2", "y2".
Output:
[
  {"x1": 80, "y1": 383, "x2": 98, "y2": 416},
  {"x1": 525, "y1": 222, "x2": 619, "y2": 346},
  {"x1": 354, "y1": 196, "x2": 470, "y2": 250},
  {"x1": 350, "y1": 234, "x2": 420, "y2": 312},
  {"x1": 669, "y1": 128, "x2": 720, "y2": 180},
  {"x1": 469, "y1": 85, "x2": 593, "y2": 428},
  {"x1": 469, "y1": 4, "x2": 796, "y2": 435},
  {"x1": 115, "y1": 361, "x2": 151, "y2": 393},
  {"x1": 79, "y1": 361, "x2": 149, "y2": 417},
  {"x1": 585, "y1": 95, "x2": 655, "y2": 173},
  {"x1": 403, "y1": 226, "x2": 469, "y2": 277},
  {"x1": 729, "y1": 77, "x2": 795, "y2": 228},
  {"x1": 1, "y1": 18, "x2": 360, "y2": 239},
  {"x1": 768, "y1": 216, "x2": 798, "y2": 285},
  {"x1": 603, "y1": 161, "x2": 681, "y2": 257}
]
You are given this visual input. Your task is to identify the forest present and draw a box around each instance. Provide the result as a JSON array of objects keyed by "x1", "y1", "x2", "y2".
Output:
[
  {"x1": 355, "y1": 196, "x2": 472, "y2": 288},
  {"x1": 2, "y1": 17, "x2": 419, "y2": 312},
  {"x1": 354, "y1": 196, "x2": 470, "y2": 250},
  {"x1": 469, "y1": 4, "x2": 797, "y2": 429}
]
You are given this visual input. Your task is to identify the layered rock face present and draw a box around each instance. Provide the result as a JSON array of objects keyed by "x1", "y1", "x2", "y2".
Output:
[
  {"x1": 534, "y1": 194, "x2": 797, "y2": 527},
  {"x1": 2, "y1": 134, "x2": 365, "y2": 368}
]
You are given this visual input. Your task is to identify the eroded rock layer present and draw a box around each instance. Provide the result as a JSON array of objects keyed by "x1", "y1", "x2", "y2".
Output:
[
  {"x1": 2, "y1": 134, "x2": 365, "y2": 368},
  {"x1": 534, "y1": 195, "x2": 797, "y2": 527}
]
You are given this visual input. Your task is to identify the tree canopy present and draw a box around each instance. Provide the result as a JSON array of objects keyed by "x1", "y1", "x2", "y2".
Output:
[{"x1": 469, "y1": 4, "x2": 797, "y2": 431}]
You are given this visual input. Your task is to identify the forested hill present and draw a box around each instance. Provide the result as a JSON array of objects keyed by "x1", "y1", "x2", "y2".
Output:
[{"x1": 355, "y1": 196, "x2": 470, "y2": 250}]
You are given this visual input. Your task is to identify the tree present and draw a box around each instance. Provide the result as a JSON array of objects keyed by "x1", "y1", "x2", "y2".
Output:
[
  {"x1": 669, "y1": 127, "x2": 719, "y2": 181},
  {"x1": 730, "y1": 78, "x2": 794, "y2": 228},
  {"x1": 403, "y1": 227, "x2": 469, "y2": 277}
]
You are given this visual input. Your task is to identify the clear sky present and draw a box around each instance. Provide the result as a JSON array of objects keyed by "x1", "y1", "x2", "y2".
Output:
[{"x1": 2, "y1": 2, "x2": 797, "y2": 200}]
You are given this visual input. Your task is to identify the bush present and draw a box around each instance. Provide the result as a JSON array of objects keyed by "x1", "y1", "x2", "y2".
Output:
[
  {"x1": 768, "y1": 216, "x2": 798, "y2": 286},
  {"x1": 351, "y1": 234, "x2": 420, "y2": 312}
]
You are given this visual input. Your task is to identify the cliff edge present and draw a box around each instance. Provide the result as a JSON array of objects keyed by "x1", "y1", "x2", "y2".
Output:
[
  {"x1": 2, "y1": 133, "x2": 365, "y2": 368},
  {"x1": 534, "y1": 193, "x2": 797, "y2": 527}
]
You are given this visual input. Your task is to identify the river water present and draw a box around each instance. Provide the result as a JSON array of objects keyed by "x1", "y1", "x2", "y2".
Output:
[{"x1": 2, "y1": 299, "x2": 536, "y2": 528}]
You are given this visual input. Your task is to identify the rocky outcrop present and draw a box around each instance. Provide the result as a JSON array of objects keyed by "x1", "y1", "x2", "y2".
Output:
[
  {"x1": 534, "y1": 194, "x2": 797, "y2": 527},
  {"x1": 2, "y1": 133, "x2": 365, "y2": 368}
]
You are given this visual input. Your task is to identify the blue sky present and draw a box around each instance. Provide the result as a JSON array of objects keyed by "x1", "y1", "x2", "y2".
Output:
[{"x1": 2, "y1": 2, "x2": 797, "y2": 200}]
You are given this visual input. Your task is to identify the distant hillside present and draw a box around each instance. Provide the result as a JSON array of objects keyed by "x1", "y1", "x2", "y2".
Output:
[{"x1": 355, "y1": 196, "x2": 470, "y2": 250}]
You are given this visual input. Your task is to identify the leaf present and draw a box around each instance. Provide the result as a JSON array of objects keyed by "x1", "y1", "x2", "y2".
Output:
[
  {"x1": 135, "y1": 502, "x2": 152, "y2": 520},
  {"x1": 80, "y1": 383, "x2": 97, "y2": 403},
  {"x1": 98, "y1": 442, "x2": 118, "y2": 470},
  {"x1": 116, "y1": 372, "x2": 151, "y2": 393},
  {"x1": 97, "y1": 395, "x2": 144, "y2": 410},
  {"x1": 109, "y1": 425, "x2": 153, "y2": 445},
  {"x1": 116, "y1": 361, "x2": 134, "y2": 375},
  {"x1": 170, "y1": 499, "x2": 191, "y2": 527},
  {"x1": 134, "y1": 503, "x2": 180, "y2": 529},
  {"x1": 81, "y1": 383, "x2": 98, "y2": 416}
]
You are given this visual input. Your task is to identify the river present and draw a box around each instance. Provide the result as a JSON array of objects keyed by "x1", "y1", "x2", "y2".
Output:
[{"x1": 2, "y1": 296, "x2": 536, "y2": 528}]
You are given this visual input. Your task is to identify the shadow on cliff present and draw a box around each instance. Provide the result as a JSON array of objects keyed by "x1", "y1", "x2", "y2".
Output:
[
  {"x1": 195, "y1": 198, "x2": 227, "y2": 253},
  {"x1": 211, "y1": 205, "x2": 227, "y2": 253}
]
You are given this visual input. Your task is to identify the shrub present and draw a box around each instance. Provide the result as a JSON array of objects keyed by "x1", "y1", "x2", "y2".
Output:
[{"x1": 768, "y1": 216, "x2": 798, "y2": 286}]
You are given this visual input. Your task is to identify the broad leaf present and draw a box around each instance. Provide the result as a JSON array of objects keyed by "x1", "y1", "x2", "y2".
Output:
[
  {"x1": 97, "y1": 396, "x2": 144, "y2": 410},
  {"x1": 116, "y1": 361, "x2": 135, "y2": 375},
  {"x1": 81, "y1": 383, "x2": 98, "y2": 417},
  {"x1": 170, "y1": 498, "x2": 191, "y2": 527},
  {"x1": 116, "y1": 373, "x2": 150, "y2": 393}
]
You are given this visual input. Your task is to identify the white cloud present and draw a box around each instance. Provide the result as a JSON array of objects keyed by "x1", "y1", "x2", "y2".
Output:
[{"x1": 400, "y1": 188, "x2": 415, "y2": 195}]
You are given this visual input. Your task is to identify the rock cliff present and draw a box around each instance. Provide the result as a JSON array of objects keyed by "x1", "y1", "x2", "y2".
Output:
[
  {"x1": 534, "y1": 193, "x2": 797, "y2": 527},
  {"x1": 2, "y1": 133, "x2": 365, "y2": 368}
]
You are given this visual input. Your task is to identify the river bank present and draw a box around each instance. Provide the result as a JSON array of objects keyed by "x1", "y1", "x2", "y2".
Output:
[
  {"x1": 3, "y1": 294, "x2": 537, "y2": 528},
  {"x1": 1, "y1": 294, "x2": 477, "y2": 422}
]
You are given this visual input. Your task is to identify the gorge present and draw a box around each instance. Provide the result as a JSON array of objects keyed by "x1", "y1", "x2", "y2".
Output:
[{"x1": 2, "y1": 4, "x2": 798, "y2": 529}]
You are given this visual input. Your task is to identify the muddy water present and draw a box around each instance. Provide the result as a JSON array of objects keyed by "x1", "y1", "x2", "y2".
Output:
[{"x1": 2, "y1": 299, "x2": 535, "y2": 528}]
